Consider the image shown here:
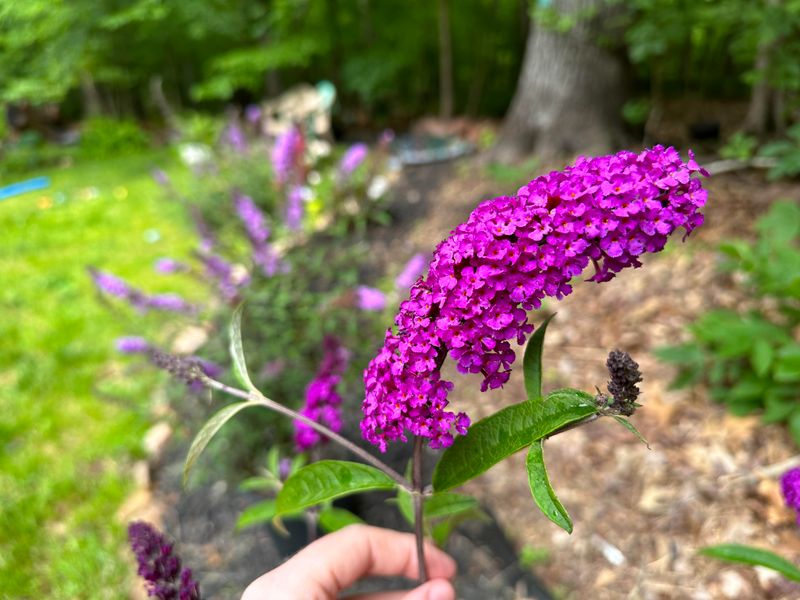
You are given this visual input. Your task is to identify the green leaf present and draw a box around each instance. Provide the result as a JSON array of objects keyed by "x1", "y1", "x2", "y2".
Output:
[
  {"x1": 239, "y1": 475, "x2": 279, "y2": 492},
  {"x1": 524, "y1": 314, "x2": 555, "y2": 402},
  {"x1": 526, "y1": 440, "x2": 572, "y2": 533},
  {"x1": 424, "y1": 492, "x2": 479, "y2": 519},
  {"x1": 751, "y1": 339, "x2": 774, "y2": 378},
  {"x1": 775, "y1": 344, "x2": 800, "y2": 383},
  {"x1": 395, "y1": 490, "x2": 479, "y2": 526},
  {"x1": 612, "y1": 416, "x2": 651, "y2": 449},
  {"x1": 230, "y1": 304, "x2": 257, "y2": 392},
  {"x1": 183, "y1": 401, "x2": 261, "y2": 486},
  {"x1": 789, "y1": 410, "x2": 800, "y2": 447},
  {"x1": 433, "y1": 389, "x2": 597, "y2": 491},
  {"x1": 237, "y1": 500, "x2": 277, "y2": 529},
  {"x1": 318, "y1": 507, "x2": 364, "y2": 533},
  {"x1": 700, "y1": 544, "x2": 800, "y2": 582},
  {"x1": 276, "y1": 461, "x2": 397, "y2": 516}
]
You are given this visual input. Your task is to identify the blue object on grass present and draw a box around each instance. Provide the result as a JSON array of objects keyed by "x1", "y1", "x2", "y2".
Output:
[{"x1": 0, "y1": 176, "x2": 50, "y2": 201}]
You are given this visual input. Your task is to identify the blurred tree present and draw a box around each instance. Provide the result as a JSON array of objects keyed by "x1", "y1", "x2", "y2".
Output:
[{"x1": 493, "y1": 0, "x2": 627, "y2": 162}]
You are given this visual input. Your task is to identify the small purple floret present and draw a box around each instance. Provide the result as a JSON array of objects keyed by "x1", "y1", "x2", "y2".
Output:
[
  {"x1": 361, "y1": 146, "x2": 708, "y2": 451},
  {"x1": 147, "y1": 293, "x2": 194, "y2": 313}
]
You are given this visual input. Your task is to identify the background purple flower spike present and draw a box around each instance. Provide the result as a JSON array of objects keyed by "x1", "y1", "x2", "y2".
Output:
[
  {"x1": 115, "y1": 336, "x2": 150, "y2": 354},
  {"x1": 339, "y1": 143, "x2": 368, "y2": 176},
  {"x1": 356, "y1": 286, "x2": 386, "y2": 311}
]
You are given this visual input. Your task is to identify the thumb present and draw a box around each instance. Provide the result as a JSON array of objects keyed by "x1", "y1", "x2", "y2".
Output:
[{"x1": 403, "y1": 579, "x2": 455, "y2": 600}]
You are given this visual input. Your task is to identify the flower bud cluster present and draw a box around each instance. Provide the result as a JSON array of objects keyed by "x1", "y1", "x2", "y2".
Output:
[
  {"x1": 362, "y1": 146, "x2": 708, "y2": 451},
  {"x1": 128, "y1": 520, "x2": 200, "y2": 600}
]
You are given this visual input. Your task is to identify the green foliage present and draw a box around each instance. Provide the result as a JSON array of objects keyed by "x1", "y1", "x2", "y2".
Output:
[
  {"x1": 318, "y1": 506, "x2": 364, "y2": 533},
  {"x1": 79, "y1": 117, "x2": 150, "y2": 159},
  {"x1": 760, "y1": 124, "x2": 800, "y2": 180},
  {"x1": 720, "y1": 132, "x2": 758, "y2": 161},
  {"x1": 275, "y1": 461, "x2": 397, "y2": 516},
  {"x1": 526, "y1": 440, "x2": 572, "y2": 533},
  {"x1": 0, "y1": 132, "x2": 75, "y2": 175},
  {"x1": 700, "y1": 544, "x2": 800, "y2": 582},
  {"x1": 183, "y1": 400, "x2": 262, "y2": 486},
  {"x1": 657, "y1": 201, "x2": 800, "y2": 442},
  {"x1": 0, "y1": 151, "x2": 200, "y2": 598},
  {"x1": 523, "y1": 314, "x2": 555, "y2": 402},
  {"x1": 177, "y1": 112, "x2": 225, "y2": 146},
  {"x1": 622, "y1": 0, "x2": 800, "y2": 100},
  {"x1": 432, "y1": 389, "x2": 597, "y2": 492}
]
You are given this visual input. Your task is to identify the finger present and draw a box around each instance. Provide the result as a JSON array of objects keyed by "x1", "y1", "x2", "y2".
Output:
[
  {"x1": 272, "y1": 525, "x2": 457, "y2": 594},
  {"x1": 346, "y1": 579, "x2": 456, "y2": 600}
]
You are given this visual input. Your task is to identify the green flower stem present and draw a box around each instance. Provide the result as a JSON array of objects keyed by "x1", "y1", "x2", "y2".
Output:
[
  {"x1": 200, "y1": 375, "x2": 411, "y2": 490},
  {"x1": 412, "y1": 435, "x2": 428, "y2": 583}
]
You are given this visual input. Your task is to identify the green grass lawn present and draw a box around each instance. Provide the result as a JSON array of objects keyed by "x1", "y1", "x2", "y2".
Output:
[{"x1": 0, "y1": 151, "x2": 203, "y2": 598}]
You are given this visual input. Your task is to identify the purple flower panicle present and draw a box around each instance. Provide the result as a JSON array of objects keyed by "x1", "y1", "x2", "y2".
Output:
[
  {"x1": 339, "y1": 143, "x2": 368, "y2": 176},
  {"x1": 285, "y1": 185, "x2": 306, "y2": 231},
  {"x1": 272, "y1": 126, "x2": 303, "y2": 185},
  {"x1": 128, "y1": 521, "x2": 200, "y2": 600},
  {"x1": 294, "y1": 337, "x2": 350, "y2": 451},
  {"x1": 116, "y1": 336, "x2": 151, "y2": 354},
  {"x1": 781, "y1": 467, "x2": 800, "y2": 524},
  {"x1": 147, "y1": 293, "x2": 195, "y2": 314},
  {"x1": 223, "y1": 122, "x2": 247, "y2": 153},
  {"x1": 90, "y1": 268, "x2": 131, "y2": 298},
  {"x1": 395, "y1": 253, "x2": 428, "y2": 291},
  {"x1": 234, "y1": 194, "x2": 270, "y2": 245},
  {"x1": 361, "y1": 146, "x2": 708, "y2": 451},
  {"x1": 155, "y1": 258, "x2": 188, "y2": 274},
  {"x1": 356, "y1": 286, "x2": 387, "y2": 312}
]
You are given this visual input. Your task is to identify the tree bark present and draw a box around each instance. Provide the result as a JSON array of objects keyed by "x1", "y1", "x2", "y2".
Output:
[
  {"x1": 438, "y1": 0, "x2": 454, "y2": 119},
  {"x1": 80, "y1": 71, "x2": 103, "y2": 117},
  {"x1": 492, "y1": 0, "x2": 627, "y2": 163}
]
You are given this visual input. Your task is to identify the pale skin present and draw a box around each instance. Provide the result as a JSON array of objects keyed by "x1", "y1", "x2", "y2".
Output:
[{"x1": 241, "y1": 525, "x2": 457, "y2": 600}]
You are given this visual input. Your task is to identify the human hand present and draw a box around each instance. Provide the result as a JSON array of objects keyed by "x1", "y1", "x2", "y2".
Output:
[{"x1": 241, "y1": 524, "x2": 457, "y2": 600}]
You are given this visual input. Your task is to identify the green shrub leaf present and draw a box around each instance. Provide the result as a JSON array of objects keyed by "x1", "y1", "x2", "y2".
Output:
[
  {"x1": 230, "y1": 304, "x2": 257, "y2": 392},
  {"x1": 523, "y1": 314, "x2": 555, "y2": 402},
  {"x1": 432, "y1": 389, "x2": 596, "y2": 491},
  {"x1": 183, "y1": 400, "x2": 261, "y2": 486},
  {"x1": 526, "y1": 440, "x2": 572, "y2": 533},
  {"x1": 700, "y1": 544, "x2": 800, "y2": 582},
  {"x1": 276, "y1": 460, "x2": 396, "y2": 516},
  {"x1": 236, "y1": 500, "x2": 277, "y2": 529},
  {"x1": 318, "y1": 507, "x2": 365, "y2": 533},
  {"x1": 612, "y1": 416, "x2": 651, "y2": 449}
]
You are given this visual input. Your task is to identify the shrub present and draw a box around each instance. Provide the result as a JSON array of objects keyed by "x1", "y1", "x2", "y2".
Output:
[
  {"x1": 656, "y1": 201, "x2": 800, "y2": 440},
  {"x1": 79, "y1": 117, "x2": 150, "y2": 159}
]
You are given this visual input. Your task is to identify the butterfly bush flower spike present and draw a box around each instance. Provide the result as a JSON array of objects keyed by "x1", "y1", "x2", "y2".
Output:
[
  {"x1": 128, "y1": 520, "x2": 200, "y2": 600},
  {"x1": 395, "y1": 253, "x2": 428, "y2": 291},
  {"x1": 272, "y1": 126, "x2": 303, "y2": 185},
  {"x1": 361, "y1": 146, "x2": 708, "y2": 451},
  {"x1": 340, "y1": 143, "x2": 368, "y2": 176},
  {"x1": 294, "y1": 337, "x2": 350, "y2": 451}
]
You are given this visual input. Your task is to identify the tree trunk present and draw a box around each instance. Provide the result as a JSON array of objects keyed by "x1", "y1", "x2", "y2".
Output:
[
  {"x1": 492, "y1": 0, "x2": 627, "y2": 163},
  {"x1": 80, "y1": 71, "x2": 103, "y2": 117},
  {"x1": 438, "y1": 0, "x2": 454, "y2": 119}
]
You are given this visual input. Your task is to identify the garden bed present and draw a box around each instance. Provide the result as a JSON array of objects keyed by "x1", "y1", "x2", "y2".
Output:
[{"x1": 131, "y1": 159, "x2": 800, "y2": 599}]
